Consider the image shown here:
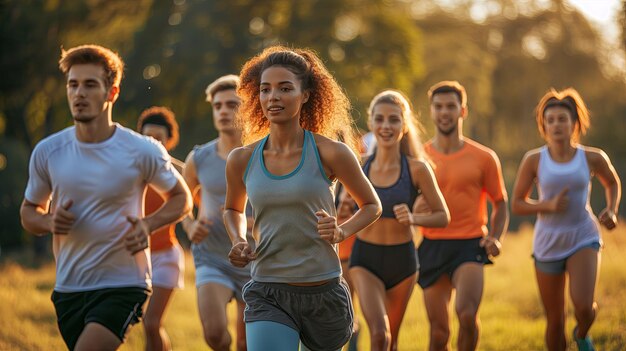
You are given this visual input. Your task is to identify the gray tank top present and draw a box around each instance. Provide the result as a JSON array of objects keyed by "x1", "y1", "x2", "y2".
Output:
[
  {"x1": 533, "y1": 146, "x2": 600, "y2": 261},
  {"x1": 192, "y1": 140, "x2": 252, "y2": 274},
  {"x1": 244, "y1": 130, "x2": 340, "y2": 283}
]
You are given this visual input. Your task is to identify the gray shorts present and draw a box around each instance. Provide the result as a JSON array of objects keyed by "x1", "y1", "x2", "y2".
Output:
[
  {"x1": 534, "y1": 241, "x2": 601, "y2": 274},
  {"x1": 242, "y1": 277, "x2": 354, "y2": 351},
  {"x1": 195, "y1": 264, "x2": 250, "y2": 302}
]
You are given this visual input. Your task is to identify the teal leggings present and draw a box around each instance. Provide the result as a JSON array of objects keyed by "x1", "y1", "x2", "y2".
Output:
[{"x1": 246, "y1": 321, "x2": 342, "y2": 351}]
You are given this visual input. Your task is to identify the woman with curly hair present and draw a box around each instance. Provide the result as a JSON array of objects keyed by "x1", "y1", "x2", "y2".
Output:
[
  {"x1": 223, "y1": 46, "x2": 382, "y2": 351},
  {"x1": 348, "y1": 90, "x2": 449, "y2": 351},
  {"x1": 512, "y1": 88, "x2": 621, "y2": 351}
]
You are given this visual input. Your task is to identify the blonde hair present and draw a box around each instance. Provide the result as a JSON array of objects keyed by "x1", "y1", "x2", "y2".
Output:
[
  {"x1": 368, "y1": 90, "x2": 426, "y2": 160},
  {"x1": 205, "y1": 74, "x2": 240, "y2": 103}
]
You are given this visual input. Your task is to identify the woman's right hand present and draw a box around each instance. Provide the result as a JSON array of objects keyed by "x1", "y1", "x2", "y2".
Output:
[
  {"x1": 228, "y1": 241, "x2": 257, "y2": 267},
  {"x1": 547, "y1": 188, "x2": 569, "y2": 213}
]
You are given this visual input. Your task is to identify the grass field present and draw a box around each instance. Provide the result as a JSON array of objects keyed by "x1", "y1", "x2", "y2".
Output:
[{"x1": 1, "y1": 225, "x2": 625, "y2": 350}]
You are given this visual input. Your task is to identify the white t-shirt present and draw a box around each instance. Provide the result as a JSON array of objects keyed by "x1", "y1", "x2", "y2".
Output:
[{"x1": 24, "y1": 123, "x2": 179, "y2": 292}]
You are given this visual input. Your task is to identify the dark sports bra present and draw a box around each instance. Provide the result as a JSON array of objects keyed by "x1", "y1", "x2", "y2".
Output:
[{"x1": 360, "y1": 152, "x2": 419, "y2": 218}]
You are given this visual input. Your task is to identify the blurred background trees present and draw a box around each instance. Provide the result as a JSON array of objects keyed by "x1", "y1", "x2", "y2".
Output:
[{"x1": 1, "y1": 0, "x2": 625, "y2": 250}]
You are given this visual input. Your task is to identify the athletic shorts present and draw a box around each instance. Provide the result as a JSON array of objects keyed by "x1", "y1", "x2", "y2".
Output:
[
  {"x1": 417, "y1": 237, "x2": 492, "y2": 289},
  {"x1": 534, "y1": 241, "x2": 601, "y2": 274},
  {"x1": 51, "y1": 287, "x2": 150, "y2": 350},
  {"x1": 151, "y1": 244, "x2": 185, "y2": 289},
  {"x1": 243, "y1": 278, "x2": 354, "y2": 351},
  {"x1": 349, "y1": 238, "x2": 418, "y2": 289},
  {"x1": 195, "y1": 264, "x2": 250, "y2": 302}
]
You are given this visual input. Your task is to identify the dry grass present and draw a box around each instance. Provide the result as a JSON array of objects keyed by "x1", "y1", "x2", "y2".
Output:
[{"x1": 1, "y1": 225, "x2": 625, "y2": 350}]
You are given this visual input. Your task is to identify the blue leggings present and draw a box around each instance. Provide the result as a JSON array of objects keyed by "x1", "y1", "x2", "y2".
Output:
[{"x1": 246, "y1": 321, "x2": 342, "y2": 351}]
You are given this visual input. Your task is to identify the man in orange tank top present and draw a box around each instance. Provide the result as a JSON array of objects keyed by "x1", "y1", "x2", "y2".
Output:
[
  {"x1": 417, "y1": 81, "x2": 509, "y2": 351},
  {"x1": 137, "y1": 106, "x2": 185, "y2": 351}
]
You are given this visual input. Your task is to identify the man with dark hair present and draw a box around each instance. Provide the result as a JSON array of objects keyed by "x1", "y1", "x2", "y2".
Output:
[
  {"x1": 20, "y1": 45, "x2": 192, "y2": 351},
  {"x1": 417, "y1": 81, "x2": 509, "y2": 351},
  {"x1": 182, "y1": 74, "x2": 250, "y2": 351}
]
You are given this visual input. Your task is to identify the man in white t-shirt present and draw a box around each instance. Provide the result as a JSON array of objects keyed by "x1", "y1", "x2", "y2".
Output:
[{"x1": 20, "y1": 44, "x2": 192, "y2": 351}]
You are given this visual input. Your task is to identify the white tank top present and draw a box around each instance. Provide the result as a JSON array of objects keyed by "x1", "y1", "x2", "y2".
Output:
[{"x1": 533, "y1": 146, "x2": 600, "y2": 261}]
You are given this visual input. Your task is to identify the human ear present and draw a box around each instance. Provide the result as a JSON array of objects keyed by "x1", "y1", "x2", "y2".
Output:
[
  {"x1": 460, "y1": 106, "x2": 468, "y2": 118},
  {"x1": 107, "y1": 86, "x2": 120, "y2": 102}
]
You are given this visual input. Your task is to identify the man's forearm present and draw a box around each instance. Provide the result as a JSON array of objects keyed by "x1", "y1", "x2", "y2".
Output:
[
  {"x1": 489, "y1": 200, "x2": 509, "y2": 240},
  {"x1": 20, "y1": 203, "x2": 51, "y2": 235},
  {"x1": 145, "y1": 191, "x2": 191, "y2": 233}
]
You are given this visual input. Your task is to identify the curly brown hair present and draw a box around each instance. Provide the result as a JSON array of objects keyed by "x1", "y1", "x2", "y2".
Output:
[
  {"x1": 137, "y1": 106, "x2": 180, "y2": 151},
  {"x1": 237, "y1": 46, "x2": 357, "y2": 152}
]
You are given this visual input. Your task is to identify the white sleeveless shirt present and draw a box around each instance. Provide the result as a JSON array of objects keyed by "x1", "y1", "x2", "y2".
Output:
[{"x1": 533, "y1": 146, "x2": 600, "y2": 261}]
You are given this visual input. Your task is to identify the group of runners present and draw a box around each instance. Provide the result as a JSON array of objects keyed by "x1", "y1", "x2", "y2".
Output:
[{"x1": 19, "y1": 43, "x2": 621, "y2": 351}]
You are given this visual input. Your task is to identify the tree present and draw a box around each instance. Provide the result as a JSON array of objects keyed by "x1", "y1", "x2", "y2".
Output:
[
  {"x1": 0, "y1": 0, "x2": 151, "y2": 249},
  {"x1": 0, "y1": 0, "x2": 151, "y2": 150},
  {"x1": 619, "y1": 0, "x2": 626, "y2": 52},
  {"x1": 122, "y1": 0, "x2": 426, "y2": 156}
]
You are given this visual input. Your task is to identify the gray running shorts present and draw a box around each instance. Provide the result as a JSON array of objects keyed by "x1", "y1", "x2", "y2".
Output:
[{"x1": 242, "y1": 277, "x2": 354, "y2": 351}]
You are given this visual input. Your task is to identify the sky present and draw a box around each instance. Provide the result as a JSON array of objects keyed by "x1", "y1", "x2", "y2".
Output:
[
  {"x1": 567, "y1": 0, "x2": 622, "y2": 44},
  {"x1": 436, "y1": 0, "x2": 623, "y2": 44},
  {"x1": 568, "y1": 0, "x2": 621, "y2": 24}
]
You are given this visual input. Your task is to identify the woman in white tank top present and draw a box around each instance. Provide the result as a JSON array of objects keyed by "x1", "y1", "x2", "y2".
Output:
[{"x1": 512, "y1": 88, "x2": 621, "y2": 351}]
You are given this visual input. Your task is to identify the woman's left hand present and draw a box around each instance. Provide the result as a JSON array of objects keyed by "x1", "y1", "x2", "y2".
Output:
[
  {"x1": 598, "y1": 208, "x2": 618, "y2": 230},
  {"x1": 316, "y1": 209, "x2": 345, "y2": 244},
  {"x1": 393, "y1": 204, "x2": 414, "y2": 226}
]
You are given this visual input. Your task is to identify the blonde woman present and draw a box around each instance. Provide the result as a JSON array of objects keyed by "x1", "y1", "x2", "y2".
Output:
[{"x1": 348, "y1": 90, "x2": 449, "y2": 351}]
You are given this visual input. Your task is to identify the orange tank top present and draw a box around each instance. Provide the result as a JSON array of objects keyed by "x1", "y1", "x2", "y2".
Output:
[{"x1": 145, "y1": 186, "x2": 178, "y2": 252}]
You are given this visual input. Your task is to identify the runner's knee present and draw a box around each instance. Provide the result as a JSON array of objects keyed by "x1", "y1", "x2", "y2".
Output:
[
  {"x1": 204, "y1": 330, "x2": 229, "y2": 349},
  {"x1": 369, "y1": 327, "x2": 391, "y2": 350},
  {"x1": 455, "y1": 307, "x2": 478, "y2": 329},
  {"x1": 430, "y1": 324, "x2": 449, "y2": 347},
  {"x1": 574, "y1": 302, "x2": 596, "y2": 322}
]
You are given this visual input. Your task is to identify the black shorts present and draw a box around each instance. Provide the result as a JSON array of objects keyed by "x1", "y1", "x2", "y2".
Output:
[
  {"x1": 417, "y1": 237, "x2": 492, "y2": 289},
  {"x1": 349, "y1": 238, "x2": 418, "y2": 289},
  {"x1": 51, "y1": 287, "x2": 150, "y2": 350},
  {"x1": 243, "y1": 278, "x2": 354, "y2": 351}
]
